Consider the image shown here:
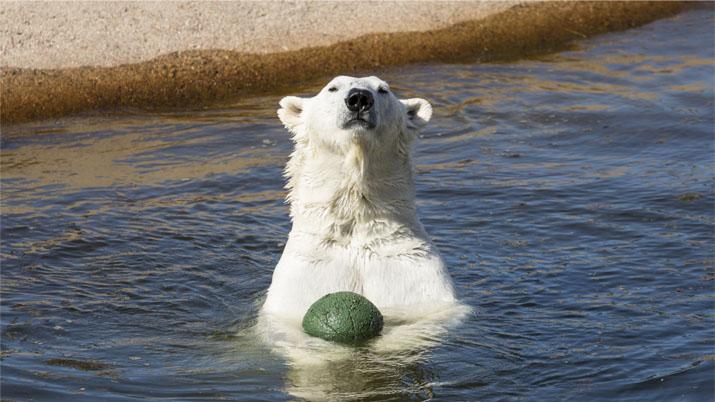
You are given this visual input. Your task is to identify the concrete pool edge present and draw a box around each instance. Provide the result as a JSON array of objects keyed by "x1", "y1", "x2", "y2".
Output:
[{"x1": 0, "y1": 1, "x2": 684, "y2": 126}]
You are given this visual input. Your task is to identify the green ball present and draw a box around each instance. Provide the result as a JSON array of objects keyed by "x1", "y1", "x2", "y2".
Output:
[{"x1": 302, "y1": 291, "x2": 384, "y2": 344}]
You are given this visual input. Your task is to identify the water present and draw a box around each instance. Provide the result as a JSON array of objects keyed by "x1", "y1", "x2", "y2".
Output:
[{"x1": 2, "y1": 8, "x2": 714, "y2": 401}]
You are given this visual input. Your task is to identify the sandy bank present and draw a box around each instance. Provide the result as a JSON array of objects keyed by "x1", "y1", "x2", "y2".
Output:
[
  {"x1": 1, "y1": 1, "x2": 520, "y2": 69},
  {"x1": 1, "y1": 1, "x2": 684, "y2": 125}
]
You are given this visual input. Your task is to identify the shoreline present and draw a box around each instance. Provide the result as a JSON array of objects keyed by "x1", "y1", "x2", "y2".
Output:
[{"x1": 1, "y1": 1, "x2": 684, "y2": 126}]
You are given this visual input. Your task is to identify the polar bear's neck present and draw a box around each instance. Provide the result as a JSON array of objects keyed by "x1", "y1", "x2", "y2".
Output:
[{"x1": 285, "y1": 142, "x2": 421, "y2": 244}]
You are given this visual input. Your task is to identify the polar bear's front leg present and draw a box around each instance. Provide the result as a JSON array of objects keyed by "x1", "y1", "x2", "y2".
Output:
[
  {"x1": 360, "y1": 249, "x2": 456, "y2": 315},
  {"x1": 262, "y1": 240, "x2": 362, "y2": 321}
]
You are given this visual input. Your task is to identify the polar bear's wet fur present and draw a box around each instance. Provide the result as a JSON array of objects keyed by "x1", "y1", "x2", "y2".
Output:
[{"x1": 262, "y1": 76, "x2": 457, "y2": 322}]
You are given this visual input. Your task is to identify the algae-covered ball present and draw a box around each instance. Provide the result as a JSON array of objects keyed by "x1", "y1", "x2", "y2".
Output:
[{"x1": 302, "y1": 291, "x2": 384, "y2": 344}]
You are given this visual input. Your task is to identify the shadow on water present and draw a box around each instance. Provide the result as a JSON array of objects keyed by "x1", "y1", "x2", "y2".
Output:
[{"x1": 1, "y1": 7, "x2": 714, "y2": 402}]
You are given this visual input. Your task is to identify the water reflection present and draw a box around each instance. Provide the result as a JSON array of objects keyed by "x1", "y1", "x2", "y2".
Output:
[
  {"x1": 257, "y1": 305, "x2": 468, "y2": 400},
  {"x1": 1, "y1": 118, "x2": 283, "y2": 192}
]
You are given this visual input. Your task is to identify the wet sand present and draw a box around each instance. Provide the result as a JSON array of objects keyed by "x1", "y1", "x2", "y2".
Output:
[{"x1": 0, "y1": 1, "x2": 684, "y2": 125}]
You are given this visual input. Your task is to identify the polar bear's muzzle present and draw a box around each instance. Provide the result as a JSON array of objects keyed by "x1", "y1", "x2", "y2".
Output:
[
  {"x1": 345, "y1": 88, "x2": 374, "y2": 113},
  {"x1": 342, "y1": 88, "x2": 377, "y2": 130}
]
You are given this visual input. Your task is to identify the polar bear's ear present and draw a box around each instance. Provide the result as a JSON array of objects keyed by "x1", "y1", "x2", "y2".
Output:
[
  {"x1": 277, "y1": 96, "x2": 306, "y2": 132},
  {"x1": 401, "y1": 98, "x2": 433, "y2": 130}
]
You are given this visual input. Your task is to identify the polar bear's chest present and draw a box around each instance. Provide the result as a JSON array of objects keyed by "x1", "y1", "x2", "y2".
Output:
[{"x1": 270, "y1": 232, "x2": 451, "y2": 317}]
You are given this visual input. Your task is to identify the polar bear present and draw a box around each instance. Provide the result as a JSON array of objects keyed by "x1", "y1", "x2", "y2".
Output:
[{"x1": 262, "y1": 75, "x2": 457, "y2": 323}]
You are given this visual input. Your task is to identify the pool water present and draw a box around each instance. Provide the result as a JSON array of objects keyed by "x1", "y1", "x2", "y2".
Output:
[{"x1": 2, "y1": 7, "x2": 713, "y2": 401}]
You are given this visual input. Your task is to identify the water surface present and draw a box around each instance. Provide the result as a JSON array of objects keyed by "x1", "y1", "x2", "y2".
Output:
[{"x1": 2, "y1": 8, "x2": 714, "y2": 401}]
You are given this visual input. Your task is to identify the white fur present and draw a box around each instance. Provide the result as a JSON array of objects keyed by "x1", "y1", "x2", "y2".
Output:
[{"x1": 262, "y1": 76, "x2": 456, "y2": 322}]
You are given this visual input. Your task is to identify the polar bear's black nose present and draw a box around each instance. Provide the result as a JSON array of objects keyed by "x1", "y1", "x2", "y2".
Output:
[{"x1": 345, "y1": 89, "x2": 374, "y2": 112}]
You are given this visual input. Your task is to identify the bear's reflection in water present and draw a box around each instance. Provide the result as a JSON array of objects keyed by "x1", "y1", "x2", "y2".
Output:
[{"x1": 257, "y1": 304, "x2": 469, "y2": 401}]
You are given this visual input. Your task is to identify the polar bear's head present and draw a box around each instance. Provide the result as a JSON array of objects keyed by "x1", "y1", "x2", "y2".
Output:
[{"x1": 277, "y1": 76, "x2": 432, "y2": 156}]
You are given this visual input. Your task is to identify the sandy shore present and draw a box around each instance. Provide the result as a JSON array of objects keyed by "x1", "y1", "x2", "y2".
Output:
[
  {"x1": 1, "y1": 1, "x2": 520, "y2": 69},
  {"x1": 1, "y1": 1, "x2": 684, "y2": 125}
]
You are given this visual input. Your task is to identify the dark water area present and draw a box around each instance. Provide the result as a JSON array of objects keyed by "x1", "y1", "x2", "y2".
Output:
[{"x1": 2, "y1": 8, "x2": 714, "y2": 402}]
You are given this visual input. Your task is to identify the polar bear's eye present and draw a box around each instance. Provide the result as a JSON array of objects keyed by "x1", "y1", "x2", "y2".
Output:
[
  {"x1": 378, "y1": 87, "x2": 389, "y2": 94},
  {"x1": 328, "y1": 87, "x2": 338, "y2": 92}
]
